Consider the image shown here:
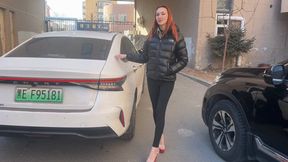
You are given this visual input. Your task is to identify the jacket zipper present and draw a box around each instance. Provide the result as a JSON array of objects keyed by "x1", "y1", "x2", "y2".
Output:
[{"x1": 157, "y1": 38, "x2": 162, "y2": 77}]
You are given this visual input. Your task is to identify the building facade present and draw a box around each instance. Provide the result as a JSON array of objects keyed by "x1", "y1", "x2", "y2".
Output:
[
  {"x1": 83, "y1": 0, "x2": 134, "y2": 33},
  {"x1": 103, "y1": 3, "x2": 134, "y2": 33},
  {"x1": 83, "y1": 0, "x2": 98, "y2": 20},
  {"x1": 135, "y1": 0, "x2": 288, "y2": 69},
  {"x1": 0, "y1": 0, "x2": 45, "y2": 55},
  {"x1": 83, "y1": 0, "x2": 116, "y2": 21}
]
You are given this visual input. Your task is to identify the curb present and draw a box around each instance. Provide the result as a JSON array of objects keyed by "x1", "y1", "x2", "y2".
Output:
[{"x1": 179, "y1": 72, "x2": 212, "y2": 87}]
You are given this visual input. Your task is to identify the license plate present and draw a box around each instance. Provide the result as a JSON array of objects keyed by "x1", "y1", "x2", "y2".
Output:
[{"x1": 15, "y1": 87, "x2": 63, "y2": 103}]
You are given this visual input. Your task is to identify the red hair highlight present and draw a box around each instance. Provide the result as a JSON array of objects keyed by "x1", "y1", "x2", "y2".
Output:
[{"x1": 148, "y1": 5, "x2": 179, "y2": 41}]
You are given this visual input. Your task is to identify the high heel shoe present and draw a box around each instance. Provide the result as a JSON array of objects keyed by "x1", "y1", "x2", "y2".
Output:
[
  {"x1": 146, "y1": 153, "x2": 158, "y2": 162},
  {"x1": 154, "y1": 155, "x2": 158, "y2": 162},
  {"x1": 159, "y1": 145, "x2": 165, "y2": 153},
  {"x1": 159, "y1": 134, "x2": 165, "y2": 153},
  {"x1": 146, "y1": 147, "x2": 159, "y2": 162}
]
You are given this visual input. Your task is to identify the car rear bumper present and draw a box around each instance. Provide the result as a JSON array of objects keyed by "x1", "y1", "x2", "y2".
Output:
[
  {"x1": 0, "y1": 105, "x2": 126, "y2": 137},
  {"x1": 0, "y1": 125, "x2": 117, "y2": 139}
]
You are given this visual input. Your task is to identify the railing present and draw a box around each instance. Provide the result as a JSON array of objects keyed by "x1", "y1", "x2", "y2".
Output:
[{"x1": 45, "y1": 17, "x2": 135, "y2": 33}]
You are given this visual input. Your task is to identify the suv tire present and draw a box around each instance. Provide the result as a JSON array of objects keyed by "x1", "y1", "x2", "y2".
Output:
[{"x1": 208, "y1": 99, "x2": 248, "y2": 162}]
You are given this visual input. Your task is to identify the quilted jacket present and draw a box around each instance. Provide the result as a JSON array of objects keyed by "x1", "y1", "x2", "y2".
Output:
[{"x1": 126, "y1": 28, "x2": 188, "y2": 81}]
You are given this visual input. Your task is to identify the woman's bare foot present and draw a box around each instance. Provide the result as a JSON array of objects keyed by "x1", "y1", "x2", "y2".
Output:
[
  {"x1": 159, "y1": 134, "x2": 165, "y2": 153},
  {"x1": 146, "y1": 147, "x2": 159, "y2": 162}
]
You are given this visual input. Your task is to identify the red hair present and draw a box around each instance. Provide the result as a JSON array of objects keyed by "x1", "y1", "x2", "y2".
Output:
[{"x1": 148, "y1": 5, "x2": 179, "y2": 41}]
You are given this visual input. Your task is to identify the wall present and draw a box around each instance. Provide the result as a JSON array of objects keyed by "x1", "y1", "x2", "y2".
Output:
[
  {"x1": 135, "y1": 0, "x2": 200, "y2": 67},
  {"x1": 103, "y1": 3, "x2": 134, "y2": 22},
  {"x1": 135, "y1": 0, "x2": 288, "y2": 69},
  {"x1": 233, "y1": 0, "x2": 288, "y2": 66},
  {"x1": 197, "y1": 0, "x2": 288, "y2": 69},
  {"x1": 103, "y1": 3, "x2": 134, "y2": 33},
  {"x1": 163, "y1": 0, "x2": 200, "y2": 67},
  {"x1": 84, "y1": 0, "x2": 98, "y2": 20},
  {"x1": 195, "y1": 0, "x2": 216, "y2": 69},
  {"x1": 0, "y1": 0, "x2": 45, "y2": 54}
]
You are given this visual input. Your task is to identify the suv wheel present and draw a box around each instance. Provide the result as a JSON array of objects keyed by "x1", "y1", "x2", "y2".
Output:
[{"x1": 208, "y1": 100, "x2": 248, "y2": 162}]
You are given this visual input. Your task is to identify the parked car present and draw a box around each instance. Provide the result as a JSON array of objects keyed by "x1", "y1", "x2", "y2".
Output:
[
  {"x1": 202, "y1": 60, "x2": 288, "y2": 162},
  {"x1": 0, "y1": 31, "x2": 145, "y2": 140}
]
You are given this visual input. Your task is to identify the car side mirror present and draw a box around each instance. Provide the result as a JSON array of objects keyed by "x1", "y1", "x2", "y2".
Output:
[{"x1": 264, "y1": 65, "x2": 286, "y2": 85}]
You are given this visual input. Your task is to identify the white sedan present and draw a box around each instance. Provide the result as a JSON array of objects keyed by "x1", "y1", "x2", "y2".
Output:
[{"x1": 0, "y1": 31, "x2": 145, "y2": 140}]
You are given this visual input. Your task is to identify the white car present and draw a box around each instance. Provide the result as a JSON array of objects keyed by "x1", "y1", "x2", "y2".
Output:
[{"x1": 0, "y1": 31, "x2": 145, "y2": 140}]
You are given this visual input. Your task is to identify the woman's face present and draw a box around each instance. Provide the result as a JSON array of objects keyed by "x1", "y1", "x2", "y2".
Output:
[{"x1": 156, "y1": 7, "x2": 168, "y2": 27}]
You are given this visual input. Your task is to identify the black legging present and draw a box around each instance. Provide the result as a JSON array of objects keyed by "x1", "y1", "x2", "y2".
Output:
[{"x1": 147, "y1": 77, "x2": 175, "y2": 147}]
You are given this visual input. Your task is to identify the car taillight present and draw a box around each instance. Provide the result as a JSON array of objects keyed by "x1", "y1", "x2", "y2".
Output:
[
  {"x1": 0, "y1": 76, "x2": 127, "y2": 91},
  {"x1": 74, "y1": 75, "x2": 127, "y2": 91},
  {"x1": 97, "y1": 76, "x2": 127, "y2": 91}
]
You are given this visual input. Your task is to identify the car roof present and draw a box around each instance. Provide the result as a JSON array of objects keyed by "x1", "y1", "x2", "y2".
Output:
[{"x1": 34, "y1": 31, "x2": 118, "y2": 40}]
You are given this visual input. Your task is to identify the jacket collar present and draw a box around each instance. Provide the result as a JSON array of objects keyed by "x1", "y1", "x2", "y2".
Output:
[{"x1": 157, "y1": 27, "x2": 163, "y2": 39}]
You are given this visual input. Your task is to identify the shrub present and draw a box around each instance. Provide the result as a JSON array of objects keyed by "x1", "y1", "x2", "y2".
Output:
[{"x1": 207, "y1": 26, "x2": 255, "y2": 58}]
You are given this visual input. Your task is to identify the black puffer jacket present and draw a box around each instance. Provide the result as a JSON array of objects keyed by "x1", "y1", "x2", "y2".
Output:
[{"x1": 127, "y1": 28, "x2": 188, "y2": 81}]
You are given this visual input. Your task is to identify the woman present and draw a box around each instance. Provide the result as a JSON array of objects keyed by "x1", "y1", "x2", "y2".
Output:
[{"x1": 116, "y1": 5, "x2": 188, "y2": 162}]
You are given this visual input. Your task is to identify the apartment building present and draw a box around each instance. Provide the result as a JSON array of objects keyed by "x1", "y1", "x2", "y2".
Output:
[
  {"x1": 103, "y1": 3, "x2": 134, "y2": 32},
  {"x1": 83, "y1": 0, "x2": 134, "y2": 33},
  {"x1": 135, "y1": 0, "x2": 288, "y2": 69},
  {"x1": 83, "y1": 0, "x2": 98, "y2": 20},
  {"x1": 0, "y1": 0, "x2": 45, "y2": 55},
  {"x1": 83, "y1": 0, "x2": 116, "y2": 21}
]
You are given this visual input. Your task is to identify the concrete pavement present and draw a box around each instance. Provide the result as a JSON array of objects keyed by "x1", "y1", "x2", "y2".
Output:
[{"x1": 0, "y1": 75, "x2": 224, "y2": 162}]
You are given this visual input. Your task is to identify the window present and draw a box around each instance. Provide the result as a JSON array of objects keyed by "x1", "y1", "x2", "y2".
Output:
[
  {"x1": 215, "y1": 13, "x2": 244, "y2": 36},
  {"x1": 217, "y1": 0, "x2": 233, "y2": 13},
  {"x1": 110, "y1": 15, "x2": 115, "y2": 22},
  {"x1": 281, "y1": 0, "x2": 288, "y2": 13},
  {"x1": 121, "y1": 37, "x2": 137, "y2": 54},
  {"x1": 98, "y1": 14, "x2": 103, "y2": 20},
  {"x1": 119, "y1": 14, "x2": 127, "y2": 22},
  {"x1": 6, "y1": 37, "x2": 112, "y2": 60},
  {"x1": 98, "y1": 2, "x2": 104, "y2": 8}
]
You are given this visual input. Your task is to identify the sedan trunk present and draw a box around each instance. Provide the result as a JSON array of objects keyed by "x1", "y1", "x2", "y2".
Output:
[{"x1": 0, "y1": 58, "x2": 105, "y2": 112}]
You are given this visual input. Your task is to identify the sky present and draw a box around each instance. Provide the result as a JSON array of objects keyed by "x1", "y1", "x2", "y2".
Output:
[
  {"x1": 46, "y1": 0, "x2": 134, "y2": 19},
  {"x1": 46, "y1": 0, "x2": 84, "y2": 19}
]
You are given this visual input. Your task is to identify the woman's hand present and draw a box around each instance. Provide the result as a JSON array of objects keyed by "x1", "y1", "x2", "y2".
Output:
[{"x1": 115, "y1": 54, "x2": 127, "y2": 62}]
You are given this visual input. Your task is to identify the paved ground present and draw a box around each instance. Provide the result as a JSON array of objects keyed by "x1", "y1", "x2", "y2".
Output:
[
  {"x1": 135, "y1": 74, "x2": 224, "y2": 162},
  {"x1": 180, "y1": 67, "x2": 219, "y2": 85},
  {"x1": 0, "y1": 75, "x2": 224, "y2": 162}
]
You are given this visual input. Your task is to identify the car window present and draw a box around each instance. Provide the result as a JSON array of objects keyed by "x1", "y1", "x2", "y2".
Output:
[
  {"x1": 6, "y1": 37, "x2": 112, "y2": 60},
  {"x1": 120, "y1": 37, "x2": 137, "y2": 54}
]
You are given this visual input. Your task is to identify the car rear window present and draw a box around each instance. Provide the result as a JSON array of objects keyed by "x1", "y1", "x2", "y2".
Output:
[{"x1": 6, "y1": 37, "x2": 112, "y2": 60}]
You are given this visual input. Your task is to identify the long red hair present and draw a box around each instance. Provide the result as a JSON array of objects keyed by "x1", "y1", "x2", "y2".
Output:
[{"x1": 148, "y1": 5, "x2": 179, "y2": 41}]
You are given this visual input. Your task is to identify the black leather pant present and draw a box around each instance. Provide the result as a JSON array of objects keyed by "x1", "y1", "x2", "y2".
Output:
[{"x1": 147, "y1": 77, "x2": 175, "y2": 147}]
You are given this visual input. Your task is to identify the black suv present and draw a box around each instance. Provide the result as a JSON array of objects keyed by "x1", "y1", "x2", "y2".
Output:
[{"x1": 202, "y1": 60, "x2": 288, "y2": 162}]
